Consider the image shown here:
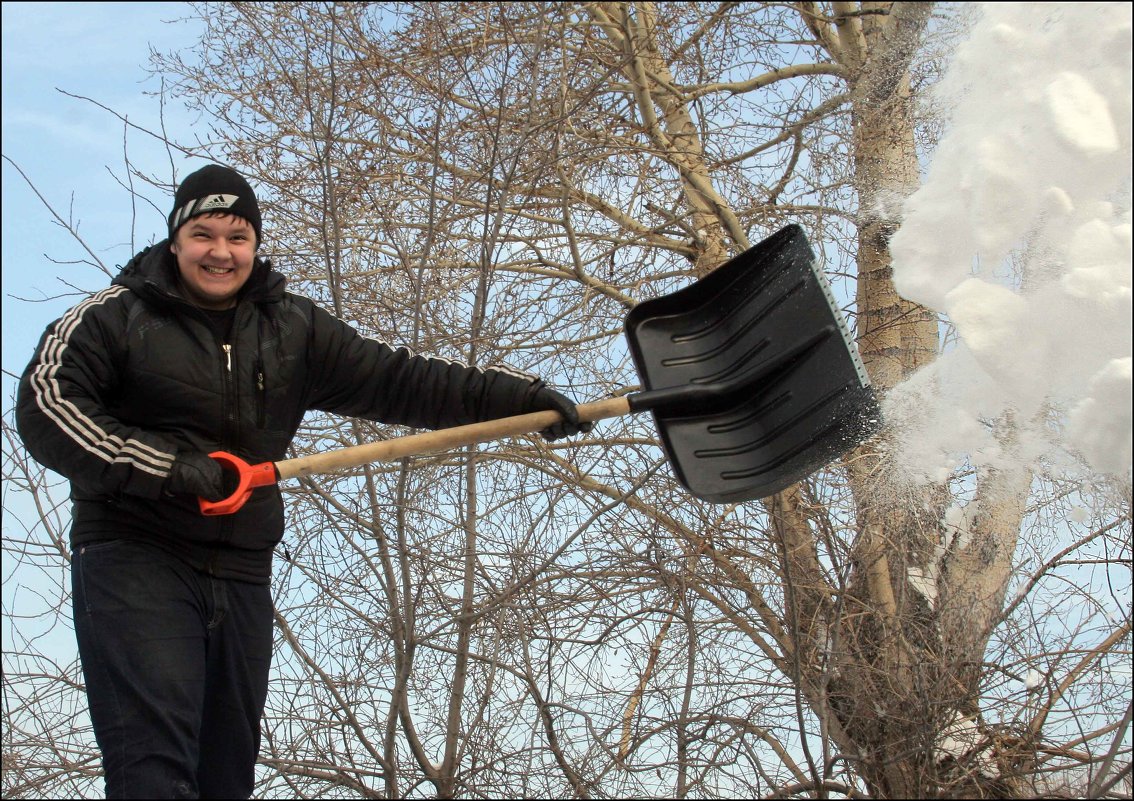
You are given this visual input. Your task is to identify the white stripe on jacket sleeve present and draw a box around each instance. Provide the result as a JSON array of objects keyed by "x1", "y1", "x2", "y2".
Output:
[{"x1": 28, "y1": 286, "x2": 175, "y2": 478}]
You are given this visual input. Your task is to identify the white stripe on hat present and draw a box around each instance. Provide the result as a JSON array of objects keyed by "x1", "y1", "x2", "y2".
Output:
[{"x1": 172, "y1": 194, "x2": 240, "y2": 230}]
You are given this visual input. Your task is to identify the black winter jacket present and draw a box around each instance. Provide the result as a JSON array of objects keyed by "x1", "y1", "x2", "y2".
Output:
[{"x1": 16, "y1": 242, "x2": 542, "y2": 583}]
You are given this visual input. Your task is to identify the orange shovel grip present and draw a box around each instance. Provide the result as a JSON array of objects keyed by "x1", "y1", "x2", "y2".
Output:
[{"x1": 198, "y1": 451, "x2": 279, "y2": 516}]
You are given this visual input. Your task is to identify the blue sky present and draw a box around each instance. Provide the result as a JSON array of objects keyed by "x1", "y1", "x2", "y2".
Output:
[{"x1": 2, "y1": 1, "x2": 207, "y2": 391}]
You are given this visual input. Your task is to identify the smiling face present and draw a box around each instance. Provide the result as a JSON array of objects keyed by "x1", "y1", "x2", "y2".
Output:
[{"x1": 170, "y1": 213, "x2": 257, "y2": 310}]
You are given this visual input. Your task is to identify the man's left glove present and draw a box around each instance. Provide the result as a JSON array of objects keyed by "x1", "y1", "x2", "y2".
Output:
[
  {"x1": 165, "y1": 451, "x2": 229, "y2": 501},
  {"x1": 525, "y1": 381, "x2": 593, "y2": 441}
]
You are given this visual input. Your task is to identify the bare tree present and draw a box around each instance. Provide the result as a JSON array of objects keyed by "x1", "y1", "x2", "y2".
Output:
[{"x1": 3, "y1": 2, "x2": 1130, "y2": 798}]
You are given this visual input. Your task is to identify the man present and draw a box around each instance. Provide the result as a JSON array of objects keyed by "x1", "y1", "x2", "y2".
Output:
[{"x1": 15, "y1": 164, "x2": 589, "y2": 798}]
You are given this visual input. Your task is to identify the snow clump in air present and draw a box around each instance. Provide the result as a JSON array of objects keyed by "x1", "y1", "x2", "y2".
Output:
[{"x1": 886, "y1": 2, "x2": 1132, "y2": 483}]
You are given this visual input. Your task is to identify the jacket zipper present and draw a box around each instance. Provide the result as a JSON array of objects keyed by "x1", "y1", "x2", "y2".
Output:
[
  {"x1": 255, "y1": 356, "x2": 266, "y2": 428},
  {"x1": 219, "y1": 339, "x2": 238, "y2": 550}
]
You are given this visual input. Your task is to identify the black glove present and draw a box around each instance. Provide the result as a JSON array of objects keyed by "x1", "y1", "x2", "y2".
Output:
[
  {"x1": 525, "y1": 381, "x2": 593, "y2": 441},
  {"x1": 165, "y1": 451, "x2": 228, "y2": 501}
]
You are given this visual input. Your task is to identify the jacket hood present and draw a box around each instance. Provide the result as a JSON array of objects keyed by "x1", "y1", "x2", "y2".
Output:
[{"x1": 112, "y1": 239, "x2": 285, "y2": 307}]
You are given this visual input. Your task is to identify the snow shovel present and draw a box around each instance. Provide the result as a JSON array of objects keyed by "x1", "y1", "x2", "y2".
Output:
[{"x1": 199, "y1": 224, "x2": 880, "y2": 514}]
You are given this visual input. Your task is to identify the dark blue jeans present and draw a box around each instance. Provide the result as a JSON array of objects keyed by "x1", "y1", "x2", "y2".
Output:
[{"x1": 72, "y1": 540, "x2": 274, "y2": 799}]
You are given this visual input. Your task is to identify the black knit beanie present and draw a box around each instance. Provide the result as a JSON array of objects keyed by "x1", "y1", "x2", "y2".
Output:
[{"x1": 168, "y1": 164, "x2": 262, "y2": 244}]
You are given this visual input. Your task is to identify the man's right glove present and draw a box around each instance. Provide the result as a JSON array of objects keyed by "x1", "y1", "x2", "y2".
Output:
[
  {"x1": 524, "y1": 381, "x2": 593, "y2": 441},
  {"x1": 165, "y1": 451, "x2": 228, "y2": 501}
]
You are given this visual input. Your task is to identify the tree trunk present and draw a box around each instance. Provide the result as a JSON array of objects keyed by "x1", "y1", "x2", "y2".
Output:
[{"x1": 799, "y1": 4, "x2": 1035, "y2": 797}]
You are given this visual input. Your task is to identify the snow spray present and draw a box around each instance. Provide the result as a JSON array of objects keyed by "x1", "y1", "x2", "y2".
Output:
[{"x1": 887, "y1": 2, "x2": 1132, "y2": 482}]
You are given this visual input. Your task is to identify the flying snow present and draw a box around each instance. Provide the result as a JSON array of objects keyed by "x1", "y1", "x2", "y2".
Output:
[{"x1": 886, "y1": 2, "x2": 1133, "y2": 482}]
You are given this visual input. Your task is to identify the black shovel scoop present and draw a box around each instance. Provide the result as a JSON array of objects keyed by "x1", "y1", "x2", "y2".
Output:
[
  {"x1": 199, "y1": 225, "x2": 880, "y2": 514},
  {"x1": 623, "y1": 223, "x2": 878, "y2": 501}
]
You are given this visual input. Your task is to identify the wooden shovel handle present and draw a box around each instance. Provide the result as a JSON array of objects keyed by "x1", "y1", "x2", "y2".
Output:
[
  {"x1": 198, "y1": 396, "x2": 631, "y2": 515},
  {"x1": 276, "y1": 396, "x2": 630, "y2": 480}
]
